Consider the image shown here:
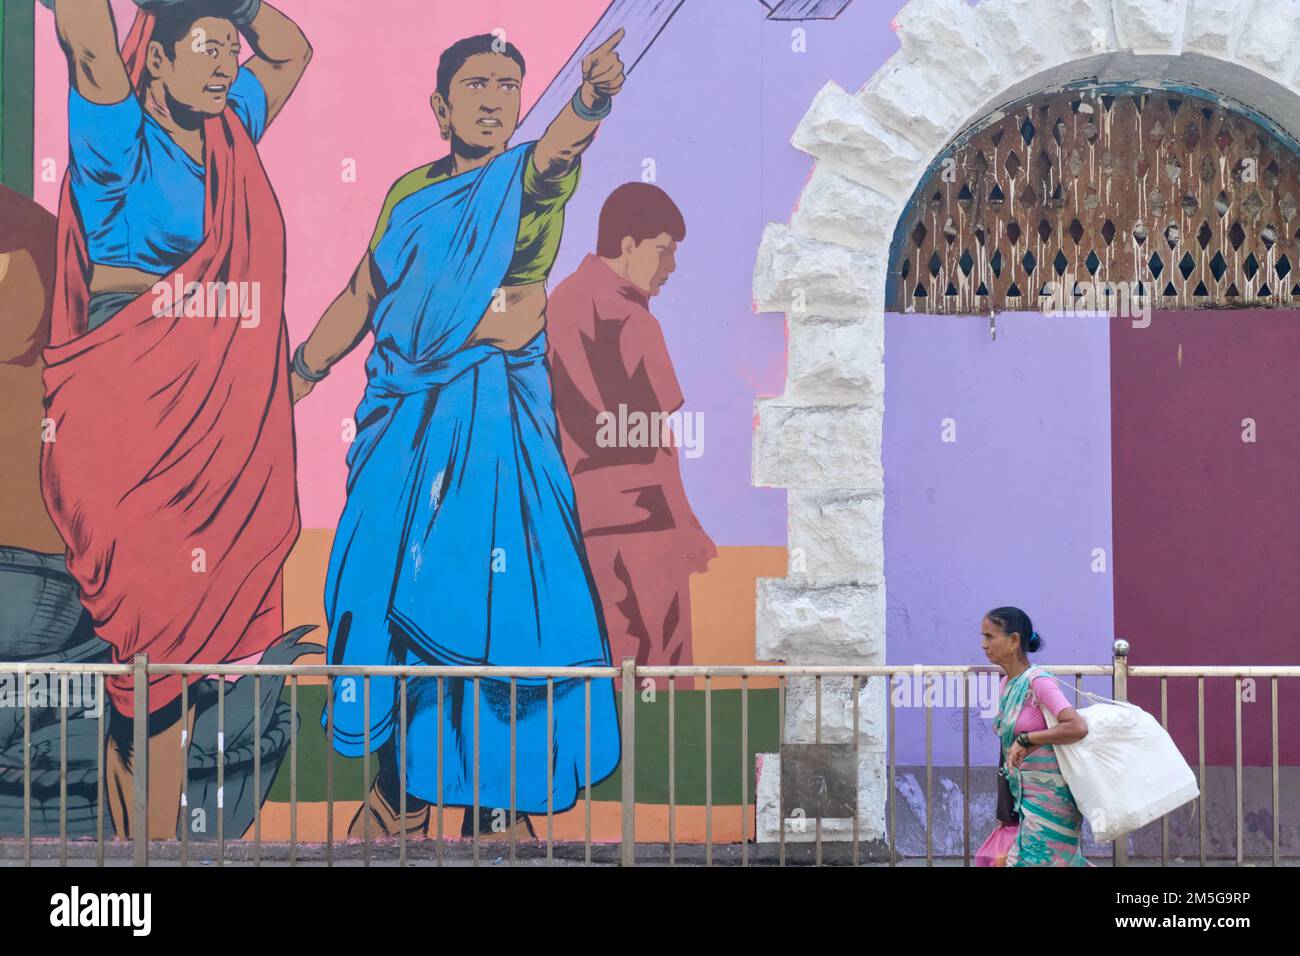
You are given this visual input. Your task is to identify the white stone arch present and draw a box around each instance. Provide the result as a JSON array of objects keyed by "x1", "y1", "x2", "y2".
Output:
[{"x1": 750, "y1": 0, "x2": 1300, "y2": 845}]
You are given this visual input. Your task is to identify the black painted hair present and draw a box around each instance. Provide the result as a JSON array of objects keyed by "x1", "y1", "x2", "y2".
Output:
[
  {"x1": 986, "y1": 606, "x2": 1044, "y2": 655},
  {"x1": 151, "y1": 2, "x2": 237, "y2": 61},
  {"x1": 436, "y1": 34, "x2": 527, "y2": 100}
]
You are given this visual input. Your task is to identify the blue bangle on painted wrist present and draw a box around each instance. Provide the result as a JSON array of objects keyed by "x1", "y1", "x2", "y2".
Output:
[
  {"x1": 572, "y1": 88, "x2": 612, "y2": 122},
  {"x1": 293, "y1": 344, "x2": 328, "y2": 383}
]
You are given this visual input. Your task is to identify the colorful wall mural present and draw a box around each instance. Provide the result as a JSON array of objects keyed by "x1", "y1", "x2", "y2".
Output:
[{"x1": 0, "y1": 0, "x2": 1296, "y2": 856}]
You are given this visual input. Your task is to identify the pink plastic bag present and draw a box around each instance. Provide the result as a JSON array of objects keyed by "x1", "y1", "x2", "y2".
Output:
[{"x1": 975, "y1": 823, "x2": 1019, "y2": 867}]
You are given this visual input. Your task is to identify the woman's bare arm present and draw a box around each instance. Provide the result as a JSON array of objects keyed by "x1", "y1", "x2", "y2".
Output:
[
  {"x1": 49, "y1": 0, "x2": 131, "y2": 105},
  {"x1": 1006, "y1": 707, "x2": 1088, "y2": 768},
  {"x1": 240, "y1": 1, "x2": 312, "y2": 126},
  {"x1": 533, "y1": 28, "x2": 624, "y2": 179},
  {"x1": 291, "y1": 253, "x2": 381, "y2": 402}
]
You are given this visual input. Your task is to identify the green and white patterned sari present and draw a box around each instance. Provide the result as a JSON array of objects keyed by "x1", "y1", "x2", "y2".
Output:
[{"x1": 993, "y1": 666, "x2": 1089, "y2": 867}]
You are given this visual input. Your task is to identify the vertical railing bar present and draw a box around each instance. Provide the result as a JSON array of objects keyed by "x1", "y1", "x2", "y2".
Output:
[
  {"x1": 888, "y1": 668, "x2": 897, "y2": 867},
  {"x1": 668, "y1": 676, "x2": 676, "y2": 866},
  {"x1": 96, "y1": 672, "x2": 105, "y2": 868},
  {"x1": 742, "y1": 675, "x2": 750, "y2": 868},
  {"x1": 1161, "y1": 677, "x2": 1168, "y2": 867},
  {"x1": 584, "y1": 678, "x2": 592, "y2": 866},
  {"x1": 620, "y1": 659, "x2": 636, "y2": 867},
  {"x1": 217, "y1": 677, "x2": 225, "y2": 867},
  {"x1": 253, "y1": 673, "x2": 261, "y2": 867},
  {"x1": 363, "y1": 675, "x2": 371, "y2": 868},
  {"x1": 851, "y1": 675, "x2": 859, "y2": 867},
  {"x1": 1074, "y1": 664, "x2": 1081, "y2": 863},
  {"x1": 23, "y1": 672, "x2": 31, "y2": 868},
  {"x1": 437, "y1": 676, "x2": 444, "y2": 868},
  {"x1": 326, "y1": 673, "x2": 334, "y2": 868},
  {"x1": 59, "y1": 672, "x2": 68, "y2": 867},
  {"x1": 1198, "y1": 676, "x2": 1205, "y2": 867},
  {"x1": 963, "y1": 670, "x2": 971, "y2": 867},
  {"x1": 705, "y1": 673, "x2": 713, "y2": 867},
  {"x1": 1073, "y1": 660, "x2": 1081, "y2": 858},
  {"x1": 1112, "y1": 643, "x2": 1128, "y2": 868},
  {"x1": 889, "y1": 668, "x2": 896, "y2": 867},
  {"x1": 131, "y1": 655, "x2": 148, "y2": 868},
  {"x1": 473, "y1": 676, "x2": 481, "y2": 868},
  {"x1": 1272, "y1": 677, "x2": 1279, "y2": 869},
  {"x1": 778, "y1": 676, "x2": 785, "y2": 868},
  {"x1": 400, "y1": 676, "x2": 409, "y2": 869},
  {"x1": 1235, "y1": 675, "x2": 1243, "y2": 867},
  {"x1": 290, "y1": 676, "x2": 298, "y2": 866},
  {"x1": 180, "y1": 679, "x2": 189, "y2": 867},
  {"x1": 546, "y1": 678, "x2": 553, "y2": 866},
  {"x1": 925, "y1": 675, "x2": 933, "y2": 869},
  {"x1": 510, "y1": 677, "x2": 517, "y2": 866},
  {"x1": 815, "y1": 674, "x2": 822, "y2": 868}
]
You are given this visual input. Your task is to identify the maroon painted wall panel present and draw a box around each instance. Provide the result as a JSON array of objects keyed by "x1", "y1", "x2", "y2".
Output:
[{"x1": 1111, "y1": 310, "x2": 1300, "y2": 765}]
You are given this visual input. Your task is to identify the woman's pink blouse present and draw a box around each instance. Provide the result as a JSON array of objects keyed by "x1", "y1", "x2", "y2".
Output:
[{"x1": 1000, "y1": 675, "x2": 1074, "y2": 733}]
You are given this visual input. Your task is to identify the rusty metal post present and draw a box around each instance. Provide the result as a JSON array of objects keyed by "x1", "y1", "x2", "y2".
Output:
[
  {"x1": 1112, "y1": 640, "x2": 1129, "y2": 868},
  {"x1": 620, "y1": 658, "x2": 636, "y2": 867},
  {"x1": 132, "y1": 655, "x2": 149, "y2": 868}
]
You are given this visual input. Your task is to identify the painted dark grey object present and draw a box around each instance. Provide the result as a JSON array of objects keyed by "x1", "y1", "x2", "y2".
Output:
[
  {"x1": 0, "y1": 551, "x2": 321, "y2": 840},
  {"x1": 0, "y1": 547, "x2": 110, "y2": 838},
  {"x1": 180, "y1": 627, "x2": 322, "y2": 841},
  {"x1": 780, "y1": 742, "x2": 858, "y2": 819},
  {"x1": 760, "y1": 0, "x2": 855, "y2": 20}
]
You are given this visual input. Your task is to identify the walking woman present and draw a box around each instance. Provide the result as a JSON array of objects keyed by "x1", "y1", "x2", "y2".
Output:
[{"x1": 979, "y1": 607, "x2": 1091, "y2": 866}]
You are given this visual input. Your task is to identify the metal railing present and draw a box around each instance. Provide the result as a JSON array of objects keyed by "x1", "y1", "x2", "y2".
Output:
[{"x1": 0, "y1": 643, "x2": 1295, "y2": 866}]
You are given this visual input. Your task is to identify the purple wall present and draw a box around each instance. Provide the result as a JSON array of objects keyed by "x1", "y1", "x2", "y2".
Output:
[
  {"x1": 884, "y1": 312, "x2": 1116, "y2": 764},
  {"x1": 547, "y1": 0, "x2": 902, "y2": 546},
  {"x1": 557, "y1": 1, "x2": 1123, "y2": 769}
]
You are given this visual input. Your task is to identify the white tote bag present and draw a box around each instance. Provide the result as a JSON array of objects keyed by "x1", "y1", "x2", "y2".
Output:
[{"x1": 1031, "y1": 670, "x2": 1199, "y2": 843}]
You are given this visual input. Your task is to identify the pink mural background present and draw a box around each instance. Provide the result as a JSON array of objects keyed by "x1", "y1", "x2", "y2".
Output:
[{"x1": 32, "y1": 0, "x2": 613, "y2": 530}]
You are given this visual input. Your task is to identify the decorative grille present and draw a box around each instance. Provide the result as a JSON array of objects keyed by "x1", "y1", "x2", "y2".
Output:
[{"x1": 892, "y1": 87, "x2": 1300, "y2": 314}]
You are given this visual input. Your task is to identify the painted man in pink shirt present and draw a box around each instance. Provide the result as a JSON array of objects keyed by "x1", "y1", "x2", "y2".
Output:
[{"x1": 547, "y1": 183, "x2": 716, "y2": 674}]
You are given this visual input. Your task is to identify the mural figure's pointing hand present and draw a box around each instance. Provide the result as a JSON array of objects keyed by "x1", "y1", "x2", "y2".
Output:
[{"x1": 581, "y1": 28, "x2": 626, "y2": 112}]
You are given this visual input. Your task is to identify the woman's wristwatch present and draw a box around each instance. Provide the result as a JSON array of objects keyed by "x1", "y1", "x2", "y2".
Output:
[
  {"x1": 292, "y1": 343, "x2": 329, "y2": 383},
  {"x1": 1015, "y1": 732, "x2": 1033, "y2": 749}
]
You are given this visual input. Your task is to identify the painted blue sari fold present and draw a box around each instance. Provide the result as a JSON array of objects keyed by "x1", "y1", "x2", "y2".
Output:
[{"x1": 322, "y1": 143, "x2": 620, "y2": 812}]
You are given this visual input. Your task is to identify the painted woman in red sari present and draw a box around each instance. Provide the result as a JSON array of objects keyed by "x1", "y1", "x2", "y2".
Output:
[{"x1": 38, "y1": 0, "x2": 311, "y2": 839}]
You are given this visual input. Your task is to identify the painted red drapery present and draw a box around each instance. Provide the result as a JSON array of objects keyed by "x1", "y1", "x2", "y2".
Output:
[{"x1": 40, "y1": 12, "x2": 299, "y2": 717}]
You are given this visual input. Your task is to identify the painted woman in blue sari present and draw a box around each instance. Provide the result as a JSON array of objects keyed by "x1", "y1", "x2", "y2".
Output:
[{"x1": 291, "y1": 30, "x2": 628, "y2": 840}]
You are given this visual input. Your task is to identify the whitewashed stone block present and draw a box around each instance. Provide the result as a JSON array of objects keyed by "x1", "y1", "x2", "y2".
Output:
[
  {"x1": 755, "y1": 577, "x2": 885, "y2": 663},
  {"x1": 976, "y1": 0, "x2": 1060, "y2": 72},
  {"x1": 753, "y1": 223, "x2": 885, "y2": 317},
  {"x1": 858, "y1": 54, "x2": 972, "y2": 155},
  {"x1": 788, "y1": 490, "x2": 885, "y2": 582},
  {"x1": 781, "y1": 674, "x2": 888, "y2": 747},
  {"x1": 1037, "y1": 0, "x2": 1121, "y2": 59},
  {"x1": 791, "y1": 83, "x2": 928, "y2": 200},
  {"x1": 1235, "y1": 0, "x2": 1300, "y2": 76},
  {"x1": 791, "y1": 166, "x2": 901, "y2": 251},
  {"x1": 786, "y1": 315, "x2": 884, "y2": 403},
  {"x1": 1113, "y1": 0, "x2": 1189, "y2": 54},
  {"x1": 1184, "y1": 0, "x2": 1248, "y2": 54},
  {"x1": 894, "y1": 0, "x2": 1008, "y2": 103},
  {"x1": 752, "y1": 399, "x2": 883, "y2": 491}
]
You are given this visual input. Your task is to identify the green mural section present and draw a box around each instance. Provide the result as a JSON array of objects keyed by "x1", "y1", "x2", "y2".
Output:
[
  {"x1": 0, "y1": 0, "x2": 36, "y2": 196},
  {"x1": 268, "y1": 686, "x2": 781, "y2": 806}
]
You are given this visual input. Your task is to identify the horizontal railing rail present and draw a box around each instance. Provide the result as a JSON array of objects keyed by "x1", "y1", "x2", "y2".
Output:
[{"x1": 0, "y1": 644, "x2": 1292, "y2": 867}]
